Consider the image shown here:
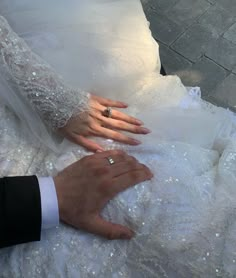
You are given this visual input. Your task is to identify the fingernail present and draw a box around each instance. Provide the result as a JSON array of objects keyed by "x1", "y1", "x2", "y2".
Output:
[
  {"x1": 121, "y1": 102, "x2": 128, "y2": 107},
  {"x1": 136, "y1": 120, "x2": 144, "y2": 125},
  {"x1": 142, "y1": 128, "x2": 151, "y2": 134},
  {"x1": 132, "y1": 139, "x2": 142, "y2": 145}
]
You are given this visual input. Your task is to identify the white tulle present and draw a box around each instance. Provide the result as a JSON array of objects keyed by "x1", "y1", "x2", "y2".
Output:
[
  {"x1": 0, "y1": 0, "x2": 236, "y2": 277},
  {"x1": 0, "y1": 0, "x2": 160, "y2": 151}
]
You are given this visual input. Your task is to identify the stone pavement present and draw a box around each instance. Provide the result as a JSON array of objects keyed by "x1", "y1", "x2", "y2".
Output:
[{"x1": 143, "y1": 0, "x2": 236, "y2": 111}]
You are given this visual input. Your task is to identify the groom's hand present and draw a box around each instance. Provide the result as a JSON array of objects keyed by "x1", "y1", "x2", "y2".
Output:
[{"x1": 54, "y1": 150, "x2": 153, "y2": 240}]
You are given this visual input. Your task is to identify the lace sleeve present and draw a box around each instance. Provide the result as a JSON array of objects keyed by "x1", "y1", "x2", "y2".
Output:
[{"x1": 0, "y1": 15, "x2": 90, "y2": 130}]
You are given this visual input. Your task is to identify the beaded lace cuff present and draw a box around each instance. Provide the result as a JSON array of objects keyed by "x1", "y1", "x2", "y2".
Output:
[{"x1": 0, "y1": 15, "x2": 90, "y2": 130}]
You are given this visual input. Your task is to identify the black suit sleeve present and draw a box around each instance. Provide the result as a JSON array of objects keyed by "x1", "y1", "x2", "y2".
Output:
[{"x1": 0, "y1": 176, "x2": 41, "y2": 248}]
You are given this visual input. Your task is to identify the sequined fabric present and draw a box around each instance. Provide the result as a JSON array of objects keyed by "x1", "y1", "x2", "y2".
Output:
[
  {"x1": 0, "y1": 15, "x2": 90, "y2": 130},
  {"x1": 0, "y1": 0, "x2": 236, "y2": 277},
  {"x1": 0, "y1": 80, "x2": 236, "y2": 277}
]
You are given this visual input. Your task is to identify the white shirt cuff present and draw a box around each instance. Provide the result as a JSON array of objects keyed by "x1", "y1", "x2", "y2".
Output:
[{"x1": 38, "y1": 177, "x2": 59, "y2": 230}]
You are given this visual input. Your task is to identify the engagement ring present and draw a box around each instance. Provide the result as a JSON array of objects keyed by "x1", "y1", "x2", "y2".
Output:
[{"x1": 103, "y1": 107, "x2": 112, "y2": 118}]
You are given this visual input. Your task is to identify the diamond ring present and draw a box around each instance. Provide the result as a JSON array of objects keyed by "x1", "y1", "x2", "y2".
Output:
[{"x1": 103, "y1": 107, "x2": 112, "y2": 118}]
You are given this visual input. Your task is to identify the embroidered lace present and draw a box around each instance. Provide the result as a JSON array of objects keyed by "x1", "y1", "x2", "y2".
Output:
[{"x1": 0, "y1": 15, "x2": 90, "y2": 130}]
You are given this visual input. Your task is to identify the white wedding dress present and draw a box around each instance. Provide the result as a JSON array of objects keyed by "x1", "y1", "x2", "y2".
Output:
[{"x1": 1, "y1": 0, "x2": 236, "y2": 277}]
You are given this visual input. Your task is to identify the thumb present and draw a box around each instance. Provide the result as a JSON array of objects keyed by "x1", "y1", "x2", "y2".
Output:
[{"x1": 86, "y1": 215, "x2": 134, "y2": 240}]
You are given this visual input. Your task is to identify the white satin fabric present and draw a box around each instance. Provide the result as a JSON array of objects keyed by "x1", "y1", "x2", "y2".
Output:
[{"x1": 1, "y1": 1, "x2": 236, "y2": 277}]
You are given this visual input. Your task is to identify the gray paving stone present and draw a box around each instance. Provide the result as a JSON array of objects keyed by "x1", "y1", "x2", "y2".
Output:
[
  {"x1": 202, "y1": 95, "x2": 236, "y2": 112},
  {"x1": 206, "y1": 0, "x2": 216, "y2": 4},
  {"x1": 171, "y1": 24, "x2": 217, "y2": 62},
  {"x1": 205, "y1": 37, "x2": 236, "y2": 70},
  {"x1": 177, "y1": 56, "x2": 229, "y2": 95},
  {"x1": 216, "y1": 0, "x2": 236, "y2": 14},
  {"x1": 142, "y1": 0, "x2": 180, "y2": 13},
  {"x1": 211, "y1": 74, "x2": 236, "y2": 108},
  {"x1": 233, "y1": 66, "x2": 236, "y2": 74},
  {"x1": 166, "y1": 0, "x2": 211, "y2": 26},
  {"x1": 197, "y1": 5, "x2": 235, "y2": 37},
  {"x1": 224, "y1": 23, "x2": 236, "y2": 45},
  {"x1": 159, "y1": 43, "x2": 192, "y2": 74},
  {"x1": 144, "y1": 0, "x2": 236, "y2": 110},
  {"x1": 147, "y1": 11, "x2": 185, "y2": 45}
]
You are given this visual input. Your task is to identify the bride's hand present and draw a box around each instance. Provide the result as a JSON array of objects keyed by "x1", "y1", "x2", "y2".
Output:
[{"x1": 59, "y1": 95, "x2": 151, "y2": 152}]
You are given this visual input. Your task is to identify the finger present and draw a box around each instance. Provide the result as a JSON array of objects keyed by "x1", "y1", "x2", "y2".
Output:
[
  {"x1": 69, "y1": 134, "x2": 104, "y2": 152},
  {"x1": 108, "y1": 109, "x2": 143, "y2": 126},
  {"x1": 92, "y1": 95, "x2": 128, "y2": 108},
  {"x1": 109, "y1": 158, "x2": 144, "y2": 177},
  {"x1": 97, "y1": 152, "x2": 133, "y2": 166},
  {"x1": 112, "y1": 166, "x2": 153, "y2": 196},
  {"x1": 93, "y1": 126, "x2": 142, "y2": 146},
  {"x1": 101, "y1": 117, "x2": 151, "y2": 135},
  {"x1": 93, "y1": 149, "x2": 127, "y2": 159},
  {"x1": 91, "y1": 102, "x2": 143, "y2": 126},
  {"x1": 86, "y1": 215, "x2": 134, "y2": 240}
]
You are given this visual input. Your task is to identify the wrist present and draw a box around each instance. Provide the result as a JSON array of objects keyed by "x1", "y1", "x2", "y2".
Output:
[{"x1": 53, "y1": 175, "x2": 66, "y2": 222}]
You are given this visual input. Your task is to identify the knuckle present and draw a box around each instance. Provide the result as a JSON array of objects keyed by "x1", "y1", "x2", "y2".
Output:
[
  {"x1": 88, "y1": 117, "x2": 94, "y2": 125},
  {"x1": 134, "y1": 126, "x2": 141, "y2": 133},
  {"x1": 119, "y1": 122, "x2": 126, "y2": 129},
  {"x1": 91, "y1": 123, "x2": 99, "y2": 131},
  {"x1": 106, "y1": 230, "x2": 117, "y2": 240}
]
